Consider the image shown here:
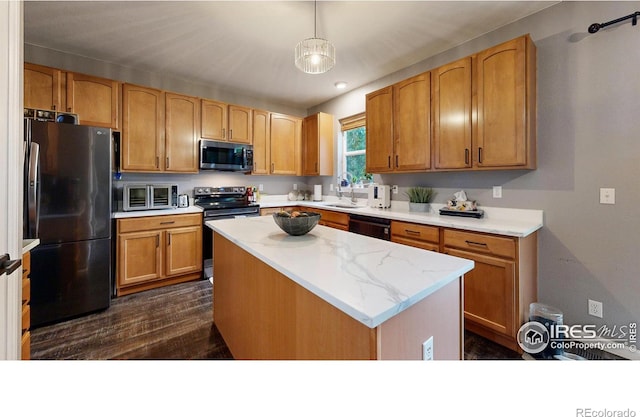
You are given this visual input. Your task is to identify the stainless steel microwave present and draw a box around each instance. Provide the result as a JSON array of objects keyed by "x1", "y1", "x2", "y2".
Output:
[
  {"x1": 123, "y1": 184, "x2": 178, "y2": 211},
  {"x1": 200, "y1": 140, "x2": 253, "y2": 172}
]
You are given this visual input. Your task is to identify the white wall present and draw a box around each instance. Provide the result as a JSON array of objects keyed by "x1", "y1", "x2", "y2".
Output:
[{"x1": 311, "y1": 1, "x2": 640, "y2": 333}]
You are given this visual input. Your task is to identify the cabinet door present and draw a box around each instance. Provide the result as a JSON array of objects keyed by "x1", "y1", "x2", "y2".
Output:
[
  {"x1": 476, "y1": 36, "x2": 527, "y2": 167},
  {"x1": 66, "y1": 72, "x2": 119, "y2": 129},
  {"x1": 302, "y1": 114, "x2": 319, "y2": 175},
  {"x1": 365, "y1": 86, "x2": 394, "y2": 172},
  {"x1": 228, "y1": 105, "x2": 252, "y2": 144},
  {"x1": 393, "y1": 72, "x2": 431, "y2": 171},
  {"x1": 24, "y1": 63, "x2": 62, "y2": 111},
  {"x1": 122, "y1": 84, "x2": 165, "y2": 171},
  {"x1": 166, "y1": 226, "x2": 203, "y2": 277},
  {"x1": 118, "y1": 230, "x2": 163, "y2": 287},
  {"x1": 302, "y1": 112, "x2": 334, "y2": 176},
  {"x1": 252, "y1": 109, "x2": 271, "y2": 174},
  {"x1": 201, "y1": 99, "x2": 227, "y2": 140},
  {"x1": 270, "y1": 113, "x2": 301, "y2": 175},
  {"x1": 433, "y1": 57, "x2": 472, "y2": 169},
  {"x1": 445, "y1": 248, "x2": 516, "y2": 337},
  {"x1": 165, "y1": 93, "x2": 199, "y2": 173}
]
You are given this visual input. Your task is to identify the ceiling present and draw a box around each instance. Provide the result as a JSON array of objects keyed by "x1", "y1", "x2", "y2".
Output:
[{"x1": 24, "y1": 1, "x2": 557, "y2": 109}]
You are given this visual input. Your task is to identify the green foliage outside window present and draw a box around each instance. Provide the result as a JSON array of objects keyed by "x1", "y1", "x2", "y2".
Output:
[{"x1": 344, "y1": 126, "x2": 368, "y2": 184}]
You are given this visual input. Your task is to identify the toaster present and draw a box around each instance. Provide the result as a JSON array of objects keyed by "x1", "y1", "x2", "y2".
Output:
[{"x1": 368, "y1": 185, "x2": 391, "y2": 208}]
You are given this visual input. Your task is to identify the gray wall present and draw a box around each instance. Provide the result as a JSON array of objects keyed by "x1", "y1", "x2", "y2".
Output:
[{"x1": 311, "y1": 1, "x2": 640, "y2": 331}]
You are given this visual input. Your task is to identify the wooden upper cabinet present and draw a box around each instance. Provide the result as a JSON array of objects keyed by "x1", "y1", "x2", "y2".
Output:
[
  {"x1": 252, "y1": 109, "x2": 271, "y2": 174},
  {"x1": 201, "y1": 100, "x2": 252, "y2": 144},
  {"x1": 302, "y1": 112, "x2": 334, "y2": 176},
  {"x1": 228, "y1": 105, "x2": 252, "y2": 144},
  {"x1": 201, "y1": 99, "x2": 227, "y2": 140},
  {"x1": 433, "y1": 57, "x2": 472, "y2": 169},
  {"x1": 476, "y1": 35, "x2": 536, "y2": 169},
  {"x1": 366, "y1": 73, "x2": 431, "y2": 173},
  {"x1": 270, "y1": 113, "x2": 302, "y2": 175},
  {"x1": 365, "y1": 86, "x2": 394, "y2": 173},
  {"x1": 393, "y1": 72, "x2": 431, "y2": 171},
  {"x1": 165, "y1": 93, "x2": 199, "y2": 173},
  {"x1": 66, "y1": 72, "x2": 119, "y2": 129},
  {"x1": 24, "y1": 63, "x2": 63, "y2": 111},
  {"x1": 122, "y1": 84, "x2": 165, "y2": 172}
]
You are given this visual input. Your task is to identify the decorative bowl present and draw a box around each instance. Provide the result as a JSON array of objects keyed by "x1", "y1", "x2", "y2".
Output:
[{"x1": 272, "y1": 211, "x2": 321, "y2": 236}]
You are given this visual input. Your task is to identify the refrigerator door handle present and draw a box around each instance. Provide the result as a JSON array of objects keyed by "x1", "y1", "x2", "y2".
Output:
[{"x1": 27, "y1": 142, "x2": 40, "y2": 238}]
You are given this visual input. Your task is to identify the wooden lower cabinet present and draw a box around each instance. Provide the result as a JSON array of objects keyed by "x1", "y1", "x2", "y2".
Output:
[
  {"x1": 390, "y1": 220, "x2": 439, "y2": 251},
  {"x1": 303, "y1": 207, "x2": 349, "y2": 231},
  {"x1": 260, "y1": 207, "x2": 286, "y2": 216},
  {"x1": 387, "y1": 220, "x2": 537, "y2": 352},
  {"x1": 443, "y1": 229, "x2": 537, "y2": 352},
  {"x1": 21, "y1": 251, "x2": 31, "y2": 360},
  {"x1": 116, "y1": 213, "x2": 202, "y2": 296}
]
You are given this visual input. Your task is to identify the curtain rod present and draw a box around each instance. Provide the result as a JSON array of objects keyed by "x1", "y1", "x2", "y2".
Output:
[{"x1": 588, "y1": 11, "x2": 640, "y2": 34}]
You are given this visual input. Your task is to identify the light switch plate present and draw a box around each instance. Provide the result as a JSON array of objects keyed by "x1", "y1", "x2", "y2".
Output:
[
  {"x1": 600, "y1": 188, "x2": 615, "y2": 204},
  {"x1": 493, "y1": 186, "x2": 502, "y2": 198}
]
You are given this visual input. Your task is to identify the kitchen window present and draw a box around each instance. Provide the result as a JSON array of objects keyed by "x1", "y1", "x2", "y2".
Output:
[{"x1": 339, "y1": 112, "x2": 370, "y2": 187}]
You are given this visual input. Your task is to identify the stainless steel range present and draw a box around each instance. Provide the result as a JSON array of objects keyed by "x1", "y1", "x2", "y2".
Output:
[{"x1": 194, "y1": 186, "x2": 260, "y2": 280}]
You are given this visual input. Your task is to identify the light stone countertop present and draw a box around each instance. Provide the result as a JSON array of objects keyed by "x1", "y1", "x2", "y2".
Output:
[
  {"x1": 111, "y1": 206, "x2": 203, "y2": 219},
  {"x1": 22, "y1": 239, "x2": 40, "y2": 254},
  {"x1": 207, "y1": 215, "x2": 474, "y2": 328},
  {"x1": 258, "y1": 195, "x2": 543, "y2": 238}
]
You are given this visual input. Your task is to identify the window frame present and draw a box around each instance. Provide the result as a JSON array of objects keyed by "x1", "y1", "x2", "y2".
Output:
[{"x1": 339, "y1": 112, "x2": 369, "y2": 191}]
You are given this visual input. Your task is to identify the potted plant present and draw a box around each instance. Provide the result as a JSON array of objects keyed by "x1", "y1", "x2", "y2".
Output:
[{"x1": 405, "y1": 186, "x2": 436, "y2": 212}]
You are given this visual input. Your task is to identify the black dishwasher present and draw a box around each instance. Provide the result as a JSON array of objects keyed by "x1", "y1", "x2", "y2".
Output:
[{"x1": 348, "y1": 214, "x2": 391, "y2": 240}]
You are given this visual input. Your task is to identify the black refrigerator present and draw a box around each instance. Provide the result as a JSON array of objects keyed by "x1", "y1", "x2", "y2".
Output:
[{"x1": 24, "y1": 119, "x2": 112, "y2": 328}]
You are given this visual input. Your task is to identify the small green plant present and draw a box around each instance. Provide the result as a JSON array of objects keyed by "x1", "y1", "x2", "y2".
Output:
[{"x1": 405, "y1": 186, "x2": 436, "y2": 203}]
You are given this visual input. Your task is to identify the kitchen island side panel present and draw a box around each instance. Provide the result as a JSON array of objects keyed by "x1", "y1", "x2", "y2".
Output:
[
  {"x1": 213, "y1": 232, "x2": 372, "y2": 359},
  {"x1": 213, "y1": 232, "x2": 463, "y2": 360}
]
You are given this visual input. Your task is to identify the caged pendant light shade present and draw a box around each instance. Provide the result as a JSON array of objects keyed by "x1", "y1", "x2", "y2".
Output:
[{"x1": 295, "y1": 1, "x2": 335, "y2": 74}]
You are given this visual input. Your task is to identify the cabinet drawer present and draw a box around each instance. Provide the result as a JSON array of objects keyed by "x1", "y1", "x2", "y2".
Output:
[
  {"x1": 22, "y1": 304, "x2": 30, "y2": 331},
  {"x1": 22, "y1": 251, "x2": 31, "y2": 279},
  {"x1": 22, "y1": 277, "x2": 30, "y2": 304},
  {"x1": 443, "y1": 229, "x2": 516, "y2": 259},
  {"x1": 312, "y1": 209, "x2": 349, "y2": 227},
  {"x1": 22, "y1": 331, "x2": 30, "y2": 360},
  {"x1": 117, "y1": 213, "x2": 202, "y2": 233},
  {"x1": 391, "y1": 221, "x2": 439, "y2": 244}
]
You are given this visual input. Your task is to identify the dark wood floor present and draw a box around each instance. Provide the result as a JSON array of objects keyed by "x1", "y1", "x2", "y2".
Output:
[{"x1": 31, "y1": 280, "x2": 522, "y2": 360}]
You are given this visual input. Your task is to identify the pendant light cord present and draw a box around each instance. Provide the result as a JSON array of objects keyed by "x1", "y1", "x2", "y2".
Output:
[{"x1": 314, "y1": 0, "x2": 317, "y2": 38}]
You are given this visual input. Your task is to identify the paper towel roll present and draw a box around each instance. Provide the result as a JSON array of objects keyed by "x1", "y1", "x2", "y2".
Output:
[{"x1": 313, "y1": 184, "x2": 322, "y2": 201}]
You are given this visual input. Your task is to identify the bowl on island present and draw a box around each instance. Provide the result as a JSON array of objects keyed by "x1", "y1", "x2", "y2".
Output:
[{"x1": 272, "y1": 211, "x2": 321, "y2": 236}]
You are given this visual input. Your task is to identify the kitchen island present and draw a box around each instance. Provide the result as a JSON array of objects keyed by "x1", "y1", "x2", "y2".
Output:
[{"x1": 207, "y1": 216, "x2": 474, "y2": 360}]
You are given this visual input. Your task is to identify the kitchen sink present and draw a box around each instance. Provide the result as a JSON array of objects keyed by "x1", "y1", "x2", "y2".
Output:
[{"x1": 324, "y1": 203, "x2": 366, "y2": 209}]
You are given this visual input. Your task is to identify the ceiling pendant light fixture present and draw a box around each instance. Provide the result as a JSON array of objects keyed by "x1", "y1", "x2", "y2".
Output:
[{"x1": 295, "y1": 0, "x2": 335, "y2": 74}]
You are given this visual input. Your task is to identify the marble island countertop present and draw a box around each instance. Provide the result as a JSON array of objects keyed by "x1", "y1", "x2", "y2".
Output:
[
  {"x1": 259, "y1": 195, "x2": 543, "y2": 238},
  {"x1": 207, "y1": 215, "x2": 474, "y2": 328}
]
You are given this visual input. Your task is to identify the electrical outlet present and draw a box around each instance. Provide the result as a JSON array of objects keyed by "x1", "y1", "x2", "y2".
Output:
[
  {"x1": 493, "y1": 186, "x2": 502, "y2": 198},
  {"x1": 422, "y1": 336, "x2": 434, "y2": 360},
  {"x1": 259, "y1": 184, "x2": 264, "y2": 192},
  {"x1": 329, "y1": 183, "x2": 334, "y2": 191},
  {"x1": 392, "y1": 185, "x2": 399, "y2": 195},
  {"x1": 293, "y1": 183, "x2": 297, "y2": 191},
  {"x1": 589, "y1": 299, "x2": 603, "y2": 318},
  {"x1": 599, "y1": 188, "x2": 615, "y2": 204}
]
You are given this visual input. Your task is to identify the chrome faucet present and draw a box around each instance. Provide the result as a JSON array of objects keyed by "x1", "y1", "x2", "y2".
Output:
[{"x1": 337, "y1": 172, "x2": 358, "y2": 205}]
